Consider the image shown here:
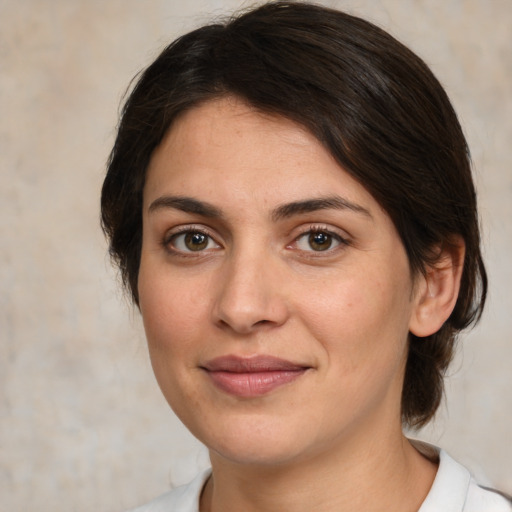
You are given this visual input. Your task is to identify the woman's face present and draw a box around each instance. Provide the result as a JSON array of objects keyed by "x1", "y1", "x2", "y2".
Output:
[{"x1": 138, "y1": 97, "x2": 421, "y2": 467}]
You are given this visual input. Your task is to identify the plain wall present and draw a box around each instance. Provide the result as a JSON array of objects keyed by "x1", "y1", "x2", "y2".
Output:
[{"x1": 1, "y1": 0, "x2": 511, "y2": 510}]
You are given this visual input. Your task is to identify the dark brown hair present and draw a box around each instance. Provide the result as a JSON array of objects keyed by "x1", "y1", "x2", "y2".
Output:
[{"x1": 101, "y1": 1, "x2": 487, "y2": 428}]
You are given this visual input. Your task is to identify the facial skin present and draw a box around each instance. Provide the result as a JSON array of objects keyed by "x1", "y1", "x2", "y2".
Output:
[{"x1": 138, "y1": 97, "x2": 428, "y2": 472}]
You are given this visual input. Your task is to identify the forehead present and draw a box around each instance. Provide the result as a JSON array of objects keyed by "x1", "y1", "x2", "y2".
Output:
[
  {"x1": 145, "y1": 97, "x2": 378, "y2": 211},
  {"x1": 152, "y1": 97, "x2": 319, "y2": 171}
]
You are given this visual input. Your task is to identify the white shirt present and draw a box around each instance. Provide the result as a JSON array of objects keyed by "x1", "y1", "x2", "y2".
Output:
[{"x1": 128, "y1": 448, "x2": 511, "y2": 512}]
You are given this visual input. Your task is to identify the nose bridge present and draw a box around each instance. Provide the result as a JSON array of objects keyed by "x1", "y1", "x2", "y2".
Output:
[{"x1": 213, "y1": 241, "x2": 288, "y2": 333}]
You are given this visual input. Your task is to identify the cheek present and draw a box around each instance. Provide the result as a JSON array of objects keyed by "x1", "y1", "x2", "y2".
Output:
[
  {"x1": 298, "y1": 269, "x2": 412, "y2": 374},
  {"x1": 138, "y1": 265, "x2": 205, "y2": 370},
  {"x1": 138, "y1": 270, "x2": 209, "y2": 410},
  {"x1": 139, "y1": 257, "x2": 206, "y2": 331}
]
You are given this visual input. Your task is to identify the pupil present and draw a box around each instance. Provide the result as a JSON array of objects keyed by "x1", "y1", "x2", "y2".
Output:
[
  {"x1": 310, "y1": 232, "x2": 331, "y2": 251},
  {"x1": 185, "y1": 232, "x2": 208, "y2": 251}
]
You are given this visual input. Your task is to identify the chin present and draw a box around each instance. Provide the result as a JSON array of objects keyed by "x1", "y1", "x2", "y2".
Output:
[
  {"x1": 211, "y1": 438, "x2": 307, "y2": 467},
  {"x1": 189, "y1": 413, "x2": 325, "y2": 468}
]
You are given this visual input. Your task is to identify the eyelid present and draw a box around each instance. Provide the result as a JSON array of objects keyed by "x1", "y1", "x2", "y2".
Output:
[
  {"x1": 288, "y1": 224, "x2": 351, "y2": 252},
  {"x1": 294, "y1": 223, "x2": 350, "y2": 240},
  {"x1": 162, "y1": 224, "x2": 222, "y2": 254}
]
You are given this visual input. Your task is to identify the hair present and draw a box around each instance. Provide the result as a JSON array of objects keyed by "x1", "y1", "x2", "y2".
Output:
[{"x1": 101, "y1": 1, "x2": 487, "y2": 428}]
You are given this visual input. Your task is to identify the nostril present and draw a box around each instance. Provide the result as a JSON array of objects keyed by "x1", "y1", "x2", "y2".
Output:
[
  {"x1": 213, "y1": 281, "x2": 290, "y2": 333},
  {"x1": 216, "y1": 317, "x2": 272, "y2": 333}
]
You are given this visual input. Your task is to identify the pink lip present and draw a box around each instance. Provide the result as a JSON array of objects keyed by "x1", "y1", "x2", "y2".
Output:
[{"x1": 201, "y1": 355, "x2": 309, "y2": 397}]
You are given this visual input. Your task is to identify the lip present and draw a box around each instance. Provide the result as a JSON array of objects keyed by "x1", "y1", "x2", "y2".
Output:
[{"x1": 201, "y1": 355, "x2": 310, "y2": 397}]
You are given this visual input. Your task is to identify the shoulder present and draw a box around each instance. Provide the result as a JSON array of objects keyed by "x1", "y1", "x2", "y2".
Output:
[
  {"x1": 125, "y1": 469, "x2": 211, "y2": 512},
  {"x1": 415, "y1": 441, "x2": 511, "y2": 512}
]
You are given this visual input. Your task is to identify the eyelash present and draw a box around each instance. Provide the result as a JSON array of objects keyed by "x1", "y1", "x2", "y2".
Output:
[
  {"x1": 162, "y1": 225, "x2": 221, "y2": 256},
  {"x1": 161, "y1": 224, "x2": 350, "y2": 257},
  {"x1": 291, "y1": 225, "x2": 350, "y2": 254}
]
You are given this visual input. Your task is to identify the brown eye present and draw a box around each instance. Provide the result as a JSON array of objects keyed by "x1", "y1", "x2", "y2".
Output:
[
  {"x1": 169, "y1": 231, "x2": 220, "y2": 253},
  {"x1": 294, "y1": 229, "x2": 345, "y2": 253},
  {"x1": 308, "y1": 232, "x2": 333, "y2": 251},
  {"x1": 184, "y1": 232, "x2": 208, "y2": 251}
]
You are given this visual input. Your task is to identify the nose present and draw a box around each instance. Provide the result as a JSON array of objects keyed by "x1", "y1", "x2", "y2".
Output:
[{"x1": 212, "y1": 249, "x2": 289, "y2": 334}]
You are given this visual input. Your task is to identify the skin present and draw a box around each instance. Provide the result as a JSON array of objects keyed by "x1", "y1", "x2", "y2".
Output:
[{"x1": 138, "y1": 97, "x2": 462, "y2": 511}]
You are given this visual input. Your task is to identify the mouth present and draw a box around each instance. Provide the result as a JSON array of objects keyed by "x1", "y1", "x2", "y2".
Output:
[{"x1": 200, "y1": 355, "x2": 310, "y2": 397}]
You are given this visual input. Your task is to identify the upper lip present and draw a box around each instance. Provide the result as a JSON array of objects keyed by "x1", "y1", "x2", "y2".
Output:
[{"x1": 201, "y1": 355, "x2": 309, "y2": 373}]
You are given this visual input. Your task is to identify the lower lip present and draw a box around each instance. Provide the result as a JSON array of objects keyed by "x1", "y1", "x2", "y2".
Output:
[{"x1": 205, "y1": 369, "x2": 307, "y2": 397}]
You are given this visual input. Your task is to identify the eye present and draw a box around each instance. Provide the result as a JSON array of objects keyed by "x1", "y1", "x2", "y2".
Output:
[
  {"x1": 167, "y1": 230, "x2": 220, "y2": 253},
  {"x1": 294, "y1": 229, "x2": 345, "y2": 252}
]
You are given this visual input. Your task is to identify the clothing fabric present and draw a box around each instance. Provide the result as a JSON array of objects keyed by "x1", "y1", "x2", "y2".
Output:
[
  {"x1": 127, "y1": 447, "x2": 511, "y2": 512},
  {"x1": 418, "y1": 448, "x2": 511, "y2": 512}
]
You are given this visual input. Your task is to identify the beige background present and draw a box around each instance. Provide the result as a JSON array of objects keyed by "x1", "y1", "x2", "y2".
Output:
[{"x1": 1, "y1": 0, "x2": 511, "y2": 510}]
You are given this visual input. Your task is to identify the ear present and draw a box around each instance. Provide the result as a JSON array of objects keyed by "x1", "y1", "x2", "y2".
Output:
[{"x1": 409, "y1": 238, "x2": 465, "y2": 337}]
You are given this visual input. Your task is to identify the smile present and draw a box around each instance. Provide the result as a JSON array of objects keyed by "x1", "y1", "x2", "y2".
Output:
[{"x1": 201, "y1": 355, "x2": 310, "y2": 397}]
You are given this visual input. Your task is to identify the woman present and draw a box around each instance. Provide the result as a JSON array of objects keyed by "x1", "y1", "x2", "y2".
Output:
[{"x1": 101, "y1": 2, "x2": 511, "y2": 511}]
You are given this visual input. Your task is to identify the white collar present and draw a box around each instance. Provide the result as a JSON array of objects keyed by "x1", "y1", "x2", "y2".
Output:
[{"x1": 415, "y1": 442, "x2": 471, "y2": 512}]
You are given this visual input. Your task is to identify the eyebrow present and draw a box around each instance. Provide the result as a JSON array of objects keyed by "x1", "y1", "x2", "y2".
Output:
[
  {"x1": 271, "y1": 196, "x2": 372, "y2": 221},
  {"x1": 148, "y1": 194, "x2": 372, "y2": 221},
  {"x1": 148, "y1": 196, "x2": 223, "y2": 218}
]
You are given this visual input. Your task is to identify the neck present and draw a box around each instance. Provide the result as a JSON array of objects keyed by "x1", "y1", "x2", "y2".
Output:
[{"x1": 201, "y1": 428, "x2": 437, "y2": 512}]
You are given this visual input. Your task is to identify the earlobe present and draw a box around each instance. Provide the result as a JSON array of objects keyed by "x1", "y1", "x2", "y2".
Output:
[{"x1": 409, "y1": 239, "x2": 465, "y2": 338}]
